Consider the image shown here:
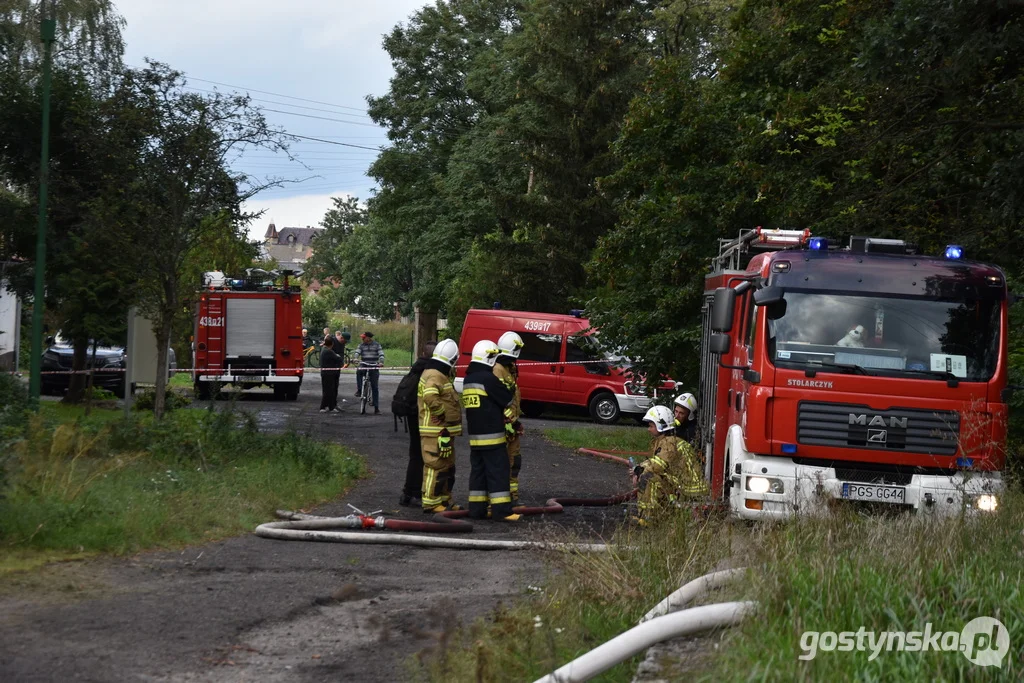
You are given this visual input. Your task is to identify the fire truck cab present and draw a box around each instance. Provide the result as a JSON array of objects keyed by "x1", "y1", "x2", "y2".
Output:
[
  {"x1": 192, "y1": 271, "x2": 304, "y2": 400},
  {"x1": 699, "y1": 228, "x2": 1007, "y2": 519}
]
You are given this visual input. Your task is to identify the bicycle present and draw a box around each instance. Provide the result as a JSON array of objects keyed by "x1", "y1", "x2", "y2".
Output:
[
  {"x1": 303, "y1": 343, "x2": 320, "y2": 368},
  {"x1": 356, "y1": 360, "x2": 381, "y2": 414}
]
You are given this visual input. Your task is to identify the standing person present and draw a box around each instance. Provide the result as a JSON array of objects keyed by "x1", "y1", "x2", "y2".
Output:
[
  {"x1": 632, "y1": 405, "x2": 708, "y2": 522},
  {"x1": 319, "y1": 336, "x2": 342, "y2": 413},
  {"x1": 418, "y1": 339, "x2": 463, "y2": 513},
  {"x1": 354, "y1": 331, "x2": 385, "y2": 414},
  {"x1": 463, "y1": 340, "x2": 519, "y2": 522},
  {"x1": 494, "y1": 331, "x2": 525, "y2": 502},
  {"x1": 322, "y1": 327, "x2": 331, "y2": 345},
  {"x1": 396, "y1": 341, "x2": 436, "y2": 507},
  {"x1": 334, "y1": 330, "x2": 348, "y2": 366}
]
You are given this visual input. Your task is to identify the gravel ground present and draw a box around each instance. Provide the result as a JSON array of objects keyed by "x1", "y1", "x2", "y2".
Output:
[{"x1": 0, "y1": 375, "x2": 634, "y2": 683}]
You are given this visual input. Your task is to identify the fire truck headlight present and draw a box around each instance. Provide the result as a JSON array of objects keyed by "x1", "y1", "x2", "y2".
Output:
[
  {"x1": 745, "y1": 476, "x2": 784, "y2": 494},
  {"x1": 975, "y1": 494, "x2": 998, "y2": 512}
]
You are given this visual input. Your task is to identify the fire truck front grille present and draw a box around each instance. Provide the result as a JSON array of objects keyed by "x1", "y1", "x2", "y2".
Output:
[
  {"x1": 797, "y1": 402, "x2": 960, "y2": 456},
  {"x1": 833, "y1": 467, "x2": 913, "y2": 486}
]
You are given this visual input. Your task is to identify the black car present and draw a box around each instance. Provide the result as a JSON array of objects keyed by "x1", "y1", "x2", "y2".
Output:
[{"x1": 41, "y1": 343, "x2": 127, "y2": 398}]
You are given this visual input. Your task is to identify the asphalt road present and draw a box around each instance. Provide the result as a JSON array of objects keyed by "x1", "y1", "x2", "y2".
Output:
[{"x1": 1, "y1": 374, "x2": 634, "y2": 682}]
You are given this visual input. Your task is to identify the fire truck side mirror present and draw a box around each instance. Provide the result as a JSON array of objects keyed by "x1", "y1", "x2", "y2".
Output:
[
  {"x1": 710, "y1": 287, "x2": 737, "y2": 333},
  {"x1": 753, "y1": 285, "x2": 784, "y2": 306},
  {"x1": 709, "y1": 333, "x2": 730, "y2": 355}
]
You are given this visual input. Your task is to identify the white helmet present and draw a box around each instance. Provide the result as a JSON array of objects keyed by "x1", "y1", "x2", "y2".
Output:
[
  {"x1": 497, "y1": 331, "x2": 524, "y2": 359},
  {"x1": 674, "y1": 392, "x2": 697, "y2": 420},
  {"x1": 432, "y1": 339, "x2": 459, "y2": 367},
  {"x1": 642, "y1": 405, "x2": 675, "y2": 433},
  {"x1": 471, "y1": 339, "x2": 501, "y2": 367}
]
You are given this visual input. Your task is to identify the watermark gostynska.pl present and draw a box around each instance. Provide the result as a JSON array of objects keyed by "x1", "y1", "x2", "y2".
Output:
[{"x1": 799, "y1": 617, "x2": 1008, "y2": 667}]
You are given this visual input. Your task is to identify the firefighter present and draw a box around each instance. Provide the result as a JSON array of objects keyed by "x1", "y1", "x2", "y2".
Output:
[
  {"x1": 463, "y1": 340, "x2": 519, "y2": 522},
  {"x1": 673, "y1": 392, "x2": 698, "y2": 445},
  {"x1": 633, "y1": 405, "x2": 708, "y2": 522},
  {"x1": 494, "y1": 331, "x2": 525, "y2": 502},
  {"x1": 418, "y1": 339, "x2": 463, "y2": 513}
]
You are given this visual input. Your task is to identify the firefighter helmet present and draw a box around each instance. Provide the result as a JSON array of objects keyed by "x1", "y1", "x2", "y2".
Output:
[
  {"x1": 674, "y1": 392, "x2": 697, "y2": 420},
  {"x1": 643, "y1": 405, "x2": 675, "y2": 433},
  {"x1": 471, "y1": 340, "x2": 501, "y2": 367},
  {"x1": 433, "y1": 339, "x2": 460, "y2": 367},
  {"x1": 497, "y1": 331, "x2": 524, "y2": 359}
]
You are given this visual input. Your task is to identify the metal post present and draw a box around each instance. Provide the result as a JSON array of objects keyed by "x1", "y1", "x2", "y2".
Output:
[{"x1": 28, "y1": 8, "x2": 57, "y2": 402}]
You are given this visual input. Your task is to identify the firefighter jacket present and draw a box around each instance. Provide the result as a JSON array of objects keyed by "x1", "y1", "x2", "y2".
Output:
[
  {"x1": 462, "y1": 362, "x2": 514, "y2": 447},
  {"x1": 640, "y1": 434, "x2": 709, "y2": 497},
  {"x1": 493, "y1": 359, "x2": 521, "y2": 421},
  {"x1": 674, "y1": 419, "x2": 698, "y2": 446},
  {"x1": 418, "y1": 360, "x2": 463, "y2": 436}
]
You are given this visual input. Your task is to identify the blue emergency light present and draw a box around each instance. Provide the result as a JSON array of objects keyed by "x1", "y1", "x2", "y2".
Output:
[
  {"x1": 780, "y1": 443, "x2": 798, "y2": 454},
  {"x1": 944, "y1": 244, "x2": 964, "y2": 260},
  {"x1": 808, "y1": 237, "x2": 828, "y2": 251}
]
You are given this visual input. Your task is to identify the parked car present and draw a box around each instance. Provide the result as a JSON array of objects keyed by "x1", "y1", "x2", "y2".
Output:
[
  {"x1": 455, "y1": 308, "x2": 676, "y2": 424},
  {"x1": 41, "y1": 342, "x2": 127, "y2": 398},
  {"x1": 40, "y1": 342, "x2": 177, "y2": 398}
]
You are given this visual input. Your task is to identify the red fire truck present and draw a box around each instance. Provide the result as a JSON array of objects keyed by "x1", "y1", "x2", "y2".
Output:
[
  {"x1": 192, "y1": 271, "x2": 304, "y2": 400},
  {"x1": 700, "y1": 228, "x2": 1007, "y2": 518}
]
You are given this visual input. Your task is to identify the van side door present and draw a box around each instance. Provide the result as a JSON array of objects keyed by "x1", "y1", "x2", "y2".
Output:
[{"x1": 516, "y1": 322, "x2": 564, "y2": 403}]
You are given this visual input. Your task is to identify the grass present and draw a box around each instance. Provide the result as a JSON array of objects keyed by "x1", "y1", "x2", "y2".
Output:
[
  {"x1": 425, "y1": 426, "x2": 1024, "y2": 681},
  {"x1": 383, "y1": 348, "x2": 413, "y2": 369},
  {"x1": 328, "y1": 312, "x2": 414, "y2": 353},
  {"x1": 0, "y1": 406, "x2": 364, "y2": 576},
  {"x1": 169, "y1": 372, "x2": 192, "y2": 388},
  {"x1": 544, "y1": 425, "x2": 651, "y2": 453}
]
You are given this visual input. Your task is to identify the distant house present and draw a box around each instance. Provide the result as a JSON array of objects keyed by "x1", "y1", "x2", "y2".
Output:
[{"x1": 258, "y1": 222, "x2": 324, "y2": 273}]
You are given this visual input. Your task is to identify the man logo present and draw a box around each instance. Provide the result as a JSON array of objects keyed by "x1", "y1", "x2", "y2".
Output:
[
  {"x1": 867, "y1": 428, "x2": 888, "y2": 444},
  {"x1": 849, "y1": 414, "x2": 909, "y2": 429}
]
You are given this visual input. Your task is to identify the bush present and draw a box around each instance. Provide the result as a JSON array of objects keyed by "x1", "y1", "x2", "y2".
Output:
[
  {"x1": 328, "y1": 312, "x2": 413, "y2": 353},
  {"x1": 0, "y1": 372, "x2": 30, "y2": 439},
  {"x1": 131, "y1": 388, "x2": 192, "y2": 412}
]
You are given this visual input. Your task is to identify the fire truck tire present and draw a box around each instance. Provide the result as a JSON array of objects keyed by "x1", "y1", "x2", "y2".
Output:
[
  {"x1": 589, "y1": 391, "x2": 620, "y2": 425},
  {"x1": 520, "y1": 400, "x2": 545, "y2": 418},
  {"x1": 273, "y1": 384, "x2": 287, "y2": 401}
]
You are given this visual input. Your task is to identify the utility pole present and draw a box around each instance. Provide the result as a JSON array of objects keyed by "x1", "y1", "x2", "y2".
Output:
[{"x1": 28, "y1": 2, "x2": 56, "y2": 402}]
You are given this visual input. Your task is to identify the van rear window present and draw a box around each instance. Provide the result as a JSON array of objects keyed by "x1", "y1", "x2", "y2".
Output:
[{"x1": 519, "y1": 332, "x2": 562, "y2": 363}]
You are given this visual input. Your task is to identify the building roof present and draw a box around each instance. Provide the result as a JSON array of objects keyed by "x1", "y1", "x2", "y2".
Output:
[
  {"x1": 273, "y1": 227, "x2": 323, "y2": 247},
  {"x1": 264, "y1": 222, "x2": 278, "y2": 240}
]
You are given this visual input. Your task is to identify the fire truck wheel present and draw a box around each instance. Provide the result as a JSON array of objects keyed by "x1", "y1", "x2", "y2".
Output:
[
  {"x1": 273, "y1": 385, "x2": 287, "y2": 401},
  {"x1": 588, "y1": 391, "x2": 620, "y2": 425}
]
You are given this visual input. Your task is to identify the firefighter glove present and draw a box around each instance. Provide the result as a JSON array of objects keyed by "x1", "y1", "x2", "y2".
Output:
[
  {"x1": 514, "y1": 420, "x2": 524, "y2": 436},
  {"x1": 504, "y1": 421, "x2": 516, "y2": 439},
  {"x1": 438, "y1": 429, "x2": 453, "y2": 459}
]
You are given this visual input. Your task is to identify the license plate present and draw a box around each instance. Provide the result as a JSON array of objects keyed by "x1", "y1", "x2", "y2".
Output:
[{"x1": 841, "y1": 483, "x2": 906, "y2": 504}]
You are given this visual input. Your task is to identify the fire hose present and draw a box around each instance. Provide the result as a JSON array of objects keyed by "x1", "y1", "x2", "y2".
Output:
[
  {"x1": 255, "y1": 447, "x2": 645, "y2": 550},
  {"x1": 255, "y1": 489, "x2": 637, "y2": 551}
]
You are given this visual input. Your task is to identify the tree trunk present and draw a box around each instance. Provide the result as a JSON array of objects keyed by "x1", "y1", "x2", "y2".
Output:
[
  {"x1": 152, "y1": 313, "x2": 173, "y2": 419},
  {"x1": 65, "y1": 337, "x2": 89, "y2": 403}
]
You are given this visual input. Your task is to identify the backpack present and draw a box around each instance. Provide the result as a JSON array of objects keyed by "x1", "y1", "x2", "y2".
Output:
[{"x1": 391, "y1": 364, "x2": 425, "y2": 417}]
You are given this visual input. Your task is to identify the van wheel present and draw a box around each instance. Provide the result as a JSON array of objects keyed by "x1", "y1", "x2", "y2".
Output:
[
  {"x1": 520, "y1": 401, "x2": 545, "y2": 419},
  {"x1": 589, "y1": 392, "x2": 620, "y2": 425}
]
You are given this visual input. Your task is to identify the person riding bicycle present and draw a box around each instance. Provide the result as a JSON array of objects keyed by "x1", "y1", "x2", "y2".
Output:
[
  {"x1": 354, "y1": 331, "x2": 385, "y2": 414},
  {"x1": 302, "y1": 328, "x2": 319, "y2": 367}
]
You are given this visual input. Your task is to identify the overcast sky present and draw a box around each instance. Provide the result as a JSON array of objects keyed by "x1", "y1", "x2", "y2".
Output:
[{"x1": 116, "y1": 0, "x2": 431, "y2": 240}]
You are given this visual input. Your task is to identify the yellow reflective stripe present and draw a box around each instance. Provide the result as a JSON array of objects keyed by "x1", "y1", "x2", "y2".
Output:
[
  {"x1": 490, "y1": 494, "x2": 512, "y2": 505},
  {"x1": 420, "y1": 426, "x2": 442, "y2": 436},
  {"x1": 470, "y1": 433, "x2": 506, "y2": 446},
  {"x1": 503, "y1": 407, "x2": 515, "y2": 419},
  {"x1": 447, "y1": 425, "x2": 463, "y2": 436},
  {"x1": 468, "y1": 491, "x2": 489, "y2": 502},
  {"x1": 462, "y1": 388, "x2": 487, "y2": 397},
  {"x1": 649, "y1": 456, "x2": 667, "y2": 470},
  {"x1": 421, "y1": 387, "x2": 440, "y2": 395}
]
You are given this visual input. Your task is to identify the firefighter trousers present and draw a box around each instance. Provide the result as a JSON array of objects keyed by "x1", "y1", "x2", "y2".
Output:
[
  {"x1": 421, "y1": 435, "x2": 456, "y2": 510},
  {"x1": 468, "y1": 445, "x2": 513, "y2": 520},
  {"x1": 507, "y1": 434, "x2": 522, "y2": 502}
]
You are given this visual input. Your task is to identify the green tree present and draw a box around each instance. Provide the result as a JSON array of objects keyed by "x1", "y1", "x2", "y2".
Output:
[{"x1": 108, "y1": 62, "x2": 288, "y2": 417}]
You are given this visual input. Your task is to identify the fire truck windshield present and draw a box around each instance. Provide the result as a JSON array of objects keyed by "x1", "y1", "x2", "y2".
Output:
[{"x1": 766, "y1": 292, "x2": 1000, "y2": 381}]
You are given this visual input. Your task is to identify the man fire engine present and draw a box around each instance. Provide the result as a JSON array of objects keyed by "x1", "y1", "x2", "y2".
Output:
[
  {"x1": 192, "y1": 270, "x2": 304, "y2": 400},
  {"x1": 699, "y1": 228, "x2": 1008, "y2": 518}
]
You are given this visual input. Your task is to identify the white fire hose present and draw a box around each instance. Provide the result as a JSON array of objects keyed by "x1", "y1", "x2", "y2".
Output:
[{"x1": 533, "y1": 568, "x2": 754, "y2": 683}]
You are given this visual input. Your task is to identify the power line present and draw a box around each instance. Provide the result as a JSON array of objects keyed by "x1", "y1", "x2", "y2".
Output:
[
  {"x1": 186, "y1": 76, "x2": 370, "y2": 114},
  {"x1": 183, "y1": 85, "x2": 375, "y2": 120},
  {"x1": 261, "y1": 108, "x2": 383, "y2": 129},
  {"x1": 286, "y1": 133, "x2": 382, "y2": 151}
]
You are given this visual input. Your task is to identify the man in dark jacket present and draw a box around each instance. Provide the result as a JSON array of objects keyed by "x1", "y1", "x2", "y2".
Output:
[
  {"x1": 399, "y1": 341, "x2": 437, "y2": 507},
  {"x1": 319, "y1": 337, "x2": 342, "y2": 413},
  {"x1": 462, "y1": 340, "x2": 519, "y2": 521},
  {"x1": 354, "y1": 331, "x2": 385, "y2": 414}
]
